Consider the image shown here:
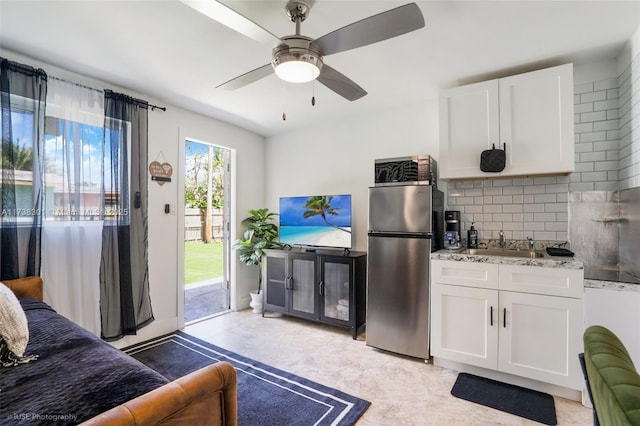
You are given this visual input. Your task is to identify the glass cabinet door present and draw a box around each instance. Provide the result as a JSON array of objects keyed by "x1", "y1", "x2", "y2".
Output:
[
  {"x1": 321, "y1": 260, "x2": 351, "y2": 323},
  {"x1": 290, "y1": 255, "x2": 316, "y2": 318},
  {"x1": 264, "y1": 255, "x2": 287, "y2": 310}
]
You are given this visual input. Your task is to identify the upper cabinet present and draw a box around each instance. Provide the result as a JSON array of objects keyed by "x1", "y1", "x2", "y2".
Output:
[{"x1": 439, "y1": 63, "x2": 574, "y2": 180}]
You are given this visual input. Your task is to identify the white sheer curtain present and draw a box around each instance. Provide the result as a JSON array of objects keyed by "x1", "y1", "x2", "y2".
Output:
[{"x1": 40, "y1": 78, "x2": 104, "y2": 335}]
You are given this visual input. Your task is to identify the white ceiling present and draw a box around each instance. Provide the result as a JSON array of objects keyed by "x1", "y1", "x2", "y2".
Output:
[{"x1": 1, "y1": 0, "x2": 639, "y2": 137}]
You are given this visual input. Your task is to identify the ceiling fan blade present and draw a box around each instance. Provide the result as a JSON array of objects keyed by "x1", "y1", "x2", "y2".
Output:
[
  {"x1": 217, "y1": 63, "x2": 274, "y2": 90},
  {"x1": 180, "y1": 0, "x2": 281, "y2": 46},
  {"x1": 314, "y1": 3, "x2": 425, "y2": 56},
  {"x1": 316, "y1": 64, "x2": 367, "y2": 101}
]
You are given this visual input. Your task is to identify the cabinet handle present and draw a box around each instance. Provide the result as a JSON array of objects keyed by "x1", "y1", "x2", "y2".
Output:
[
  {"x1": 503, "y1": 307, "x2": 507, "y2": 328},
  {"x1": 319, "y1": 281, "x2": 324, "y2": 296},
  {"x1": 490, "y1": 306, "x2": 494, "y2": 326}
]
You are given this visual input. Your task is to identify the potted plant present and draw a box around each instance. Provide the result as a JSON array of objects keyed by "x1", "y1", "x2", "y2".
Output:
[{"x1": 233, "y1": 208, "x2": 280, "y2": 313}]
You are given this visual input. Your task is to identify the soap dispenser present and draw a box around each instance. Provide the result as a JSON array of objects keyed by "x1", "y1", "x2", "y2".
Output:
[{"x1": 467, "y1": 222, "x2": 478, "y2": 249}]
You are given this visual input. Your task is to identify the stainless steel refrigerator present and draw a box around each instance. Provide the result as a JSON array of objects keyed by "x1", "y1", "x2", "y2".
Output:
[{"x1": 366, "y1": 185, "x2": 443, "y2": 359}]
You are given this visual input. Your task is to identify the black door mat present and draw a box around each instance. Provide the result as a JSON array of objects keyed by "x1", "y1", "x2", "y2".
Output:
[{"x1": 451, "y1": 373, "x2": 557, "y2": 425}]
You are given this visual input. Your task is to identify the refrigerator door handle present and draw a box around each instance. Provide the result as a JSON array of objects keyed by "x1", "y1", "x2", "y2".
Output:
[{"x1": 368, "y1": 231, "x2": 433, "y2": 239}]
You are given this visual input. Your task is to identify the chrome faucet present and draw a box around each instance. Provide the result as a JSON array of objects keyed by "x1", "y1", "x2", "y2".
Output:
[
  {"x1": 499, "y1": 230, "x2": 505, "y2": 249},
  {"x1": 527, "y1": 236, "x2": 535, "y2": 252}
]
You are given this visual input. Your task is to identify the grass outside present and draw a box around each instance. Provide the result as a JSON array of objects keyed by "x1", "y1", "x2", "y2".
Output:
[{"x1": 185, "y1": 241, "x2": 224, "y2": 286}]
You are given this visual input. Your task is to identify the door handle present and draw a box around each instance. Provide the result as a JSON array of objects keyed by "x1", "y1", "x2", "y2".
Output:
[
  {"x1": 503, "y1": 307, "x2": 507, "y2": 328},
  {"x1": 319, "y1": 281, "x2": 324, "y2": 296}
]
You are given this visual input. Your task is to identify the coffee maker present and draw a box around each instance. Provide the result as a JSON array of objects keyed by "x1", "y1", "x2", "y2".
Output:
[{"x1": 444, "y1": 210, "x2": 461, "y2": 249}]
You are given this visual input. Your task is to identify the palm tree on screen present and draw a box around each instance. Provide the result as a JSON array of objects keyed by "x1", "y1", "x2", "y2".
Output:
[{"x1": 303, "y1": 196, "x2": 350, "y2": 234}]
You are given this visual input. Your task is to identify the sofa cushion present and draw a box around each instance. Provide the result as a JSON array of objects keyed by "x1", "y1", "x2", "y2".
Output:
[{"x1": 0, "y1": 282, "x2": 37, "y2": 367}]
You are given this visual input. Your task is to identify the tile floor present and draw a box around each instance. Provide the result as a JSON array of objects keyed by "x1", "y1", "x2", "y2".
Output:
[{"x1": 186, "y1": 310, "x2": 593, "y2": 426}]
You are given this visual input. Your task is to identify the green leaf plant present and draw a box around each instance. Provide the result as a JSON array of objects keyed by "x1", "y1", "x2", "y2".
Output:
[{"x1": 232, "y1": 208, "x2": 280, "y2": 293}]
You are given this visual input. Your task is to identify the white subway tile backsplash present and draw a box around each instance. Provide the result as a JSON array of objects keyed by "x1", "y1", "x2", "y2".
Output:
[
  {"x1": 534, "y1": 231, "x2": 557, "y2": 240},
  {"x1": 594, "y1": 161, "x2": 619, "y2": 172},
  {"x1": 545, "y1": 222, "x2": 567, "y2": 232},
  {"x1": 575, "y1": 142, "x2": 594, "y2": 153},
  {"x1": 581, "y1": 91, "x2": 607, "y2": 103},
  {"x1": 581, "y1": 131, "x2": 607, "y2": 143},
  {"x1": 534, "y1": 193, "x2": 557, "y2": 203},
  {"x1": 580, "y1": 151, "x2": 607, "y2": 162},
  {"x1": 581, "y1": 111, "x2": 607, "y2": 122},
  {"x1": 545, "y1": 183, "x2": 569, "y2": 193},
  {"x1": 581, "y1": 171, "x2": 608, "y2": 182},
  {"x1": 569, "y1": 182, "x2": 595, "y2": 191},
  {"x1": 534, "y1": 212, "x2": 556, "y2": 222},
  {"x1": 523, "y1": 204, "x2": 545, "y2": 213},
  {"x1": 594, "y1": 79, "x2": 617, "y2": 91},
  {"x1": 575, "y1": 162, "x2": 594, "y2": 173},
  {"x1": 575, "y1": 122, "x2": 594, "y2": 133},
  {"x1": 523, "y1": 185, "x2": 546, "y2": 194},
  {"x1": 575, "y1": 82, "x2": 594, "y2": 94},
  {"x1": 575, "y1": 103, "x2": 594, "y2": 114},
  {"x1": 492, "y1": 195, "x2": 513, "y2": 204},
  {"x1": 503, "y1": 204, "x2": 523, "y2": 213},
  {"x1": 594, "y1": 99, "x2": 618, "y2": 111}
]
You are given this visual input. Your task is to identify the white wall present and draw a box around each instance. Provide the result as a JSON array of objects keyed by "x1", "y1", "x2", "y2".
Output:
[
  {"x1": 265, "y1": 100, "x2": 439, "y2": 252},
  {"x1": 1, "y1": 50, "x2": 266, "y2": 347}
]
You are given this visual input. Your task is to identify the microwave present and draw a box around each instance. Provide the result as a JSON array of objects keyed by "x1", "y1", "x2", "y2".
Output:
[{"x1": 374, "y1": 155, "x2": 437, "y2": 187}]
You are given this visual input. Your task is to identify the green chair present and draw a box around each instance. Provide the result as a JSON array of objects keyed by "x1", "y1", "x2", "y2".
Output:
[{"x1": 582, "y1": 325, "x2": 640, "y2": 426}]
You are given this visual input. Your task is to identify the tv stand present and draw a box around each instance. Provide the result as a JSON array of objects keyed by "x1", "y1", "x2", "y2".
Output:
[{"x1": 261, "y1": 248, "x2": 367, "y2": 339}]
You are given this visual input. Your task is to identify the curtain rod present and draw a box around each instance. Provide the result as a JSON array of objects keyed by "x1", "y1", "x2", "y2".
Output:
[{"x1": 49, "y1": 75, "x2": 167, "y2": 112}]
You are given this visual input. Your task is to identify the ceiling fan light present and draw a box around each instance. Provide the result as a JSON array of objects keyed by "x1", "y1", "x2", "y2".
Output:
[{"x1": 275, "y1": 60, "x2": 320, "y2": 83}]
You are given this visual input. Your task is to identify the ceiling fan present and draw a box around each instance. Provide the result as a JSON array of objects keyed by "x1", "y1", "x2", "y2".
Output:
[{"x1": 180, "y1": 0, "x2": 425, "y2": 101}]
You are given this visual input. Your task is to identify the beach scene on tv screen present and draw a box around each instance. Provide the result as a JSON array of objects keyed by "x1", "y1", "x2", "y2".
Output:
[{"x1": 279, "y1": 195, "x2": 352, "y2": 248}]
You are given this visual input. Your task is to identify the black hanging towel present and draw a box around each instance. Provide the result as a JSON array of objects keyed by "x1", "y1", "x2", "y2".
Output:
[{"x1": 480, "y1": 143, "x2": 506, "y2": 172}]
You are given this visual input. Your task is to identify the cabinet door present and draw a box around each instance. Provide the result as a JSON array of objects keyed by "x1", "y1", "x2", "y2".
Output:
[
  {"x1": 498, "y1": 291, "x2": 583, "y2": 389},
  {"x1": 431, "y1": 284, "x2": 499, "y2": 369},
  {"x1": 289, "y1": 254, "x2": 317, "y2": 319},
  {"x1": 499, "y1": 63, "x2": 574, "y2": 176},
  {"x1": 263, "y1": 254, "x2": 288, "y2": 312},
  {"x1": 318, "y1": 257, "x2": 352, "y2": 325},
  {"x1": 439, "y1": 80, "x2": 500, "y2": 179}
]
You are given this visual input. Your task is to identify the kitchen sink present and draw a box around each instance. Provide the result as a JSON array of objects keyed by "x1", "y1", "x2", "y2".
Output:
[{"x1": 459, "y1": 248, "x2": 547, "y2": 258}]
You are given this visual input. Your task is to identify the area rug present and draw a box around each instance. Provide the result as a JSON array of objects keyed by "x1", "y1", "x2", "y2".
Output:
[
  {"x1": 123, "y1": 331, "x2": 370, "y2": 425},
  {"x1": 451, "y1": 373, "x2": 557, "y2": 425}
]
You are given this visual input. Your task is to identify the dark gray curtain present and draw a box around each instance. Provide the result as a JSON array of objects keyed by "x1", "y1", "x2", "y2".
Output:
[
  {"x1": 0, "y1": 58, "x2": 47, "y2": 280},
  {"x1": 99, "y1": 90, "x2": 152, "y2": 341}
]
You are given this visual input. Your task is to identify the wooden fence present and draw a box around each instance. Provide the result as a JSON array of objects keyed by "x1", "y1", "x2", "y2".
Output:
[{"x1": 185, "y1": 207, "x2": 224, "y2": 241}]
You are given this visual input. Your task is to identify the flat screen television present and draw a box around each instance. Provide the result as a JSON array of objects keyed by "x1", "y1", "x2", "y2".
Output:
[{"x1": 279, "y1": 194, "x2": 352, "y2": 249}]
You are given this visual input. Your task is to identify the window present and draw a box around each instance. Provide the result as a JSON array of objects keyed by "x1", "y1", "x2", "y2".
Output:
[{"x1": 43, "y1": 116, "x2": 130, "y2": 221}]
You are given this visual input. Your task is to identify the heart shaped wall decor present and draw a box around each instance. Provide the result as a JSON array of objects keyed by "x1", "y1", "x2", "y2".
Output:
[{"x1": 149, "y1": 161, "x2": 173, "y2": 186}]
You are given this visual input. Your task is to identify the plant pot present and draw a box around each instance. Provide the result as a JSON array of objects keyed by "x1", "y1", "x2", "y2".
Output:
[{"x1": 249, "y1": 290, "x2": 263, "y2": 314}]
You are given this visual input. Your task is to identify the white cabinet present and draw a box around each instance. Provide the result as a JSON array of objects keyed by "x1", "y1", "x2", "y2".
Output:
[
  {"x1": 439, "y1": 63, "x2": 574, "y2": 180},
  {"x1": 431, "y1": 260, "x2": 584, "y2": 390},
  {"x1": 431, "y1": 283, "x2": 498, "y2": 369}
]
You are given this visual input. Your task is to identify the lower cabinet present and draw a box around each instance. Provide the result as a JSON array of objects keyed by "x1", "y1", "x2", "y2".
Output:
[
  {"x1": 431, "y1": 260, "x2": 584, "y2": 390},
  {"x1": 262, "y1": 249, "x2": 367, "y2": 339}
]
